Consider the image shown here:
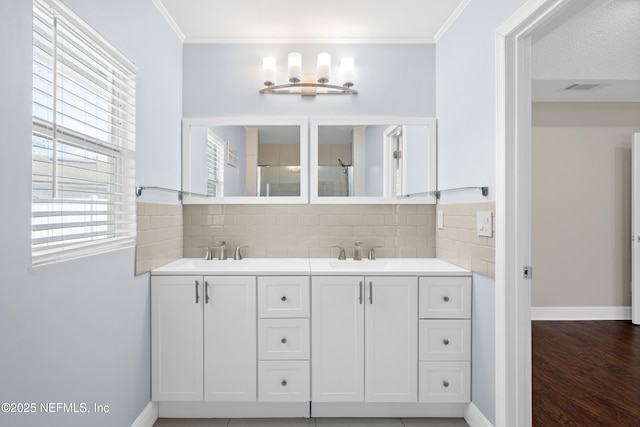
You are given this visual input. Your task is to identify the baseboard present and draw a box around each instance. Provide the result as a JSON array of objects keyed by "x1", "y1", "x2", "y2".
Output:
[
  {"x1": 131, "y1": 401, "x2": 158, "y2": 427},
  {"x1": 531, "y1": 306, "x2": 631, "y2": 321},
  {"x1": 464, "y1": 403, "x2": 493, "y2": 427}
]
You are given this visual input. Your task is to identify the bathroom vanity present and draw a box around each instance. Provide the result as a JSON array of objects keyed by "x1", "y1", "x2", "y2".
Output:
[{"x1": 151, "y1": 258, "x2": 471, "y2": 418}]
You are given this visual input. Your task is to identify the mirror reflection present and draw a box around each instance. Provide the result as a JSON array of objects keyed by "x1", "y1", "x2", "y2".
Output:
[
  {"x1": 184, "y1": 121, "x2": 305, "y2": 202},
  {"x1": 312, "y1": 119, "x2": 436, "y2": 203}
]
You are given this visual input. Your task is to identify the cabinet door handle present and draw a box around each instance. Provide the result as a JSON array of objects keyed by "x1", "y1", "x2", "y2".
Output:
[
  {"x1": 369, "y1": 281, "x2": 373, "y2": 304},
  {"x1": 443, "y1": 380, "x2": 450, "y2": 388},
  {"x1": 195, "y1": 280, "x2": 200, "y2": 304},
  {"x1": 205, "y1": 281, "x2": 210, "y2": 304},
  {"x1": 443, "y1": 338, "x2": 450, "y2": 345},
  {"x1": 359, "y1": 281, "x2": 363, "y2": 304},
  {"x1": 281, "y1": 295, "x2": 287, "y2": 302},
  {"x1": 443, "y1": 296, "x2": 450, "y2": 302},
  {"x1": 281, "y1": 379, "x2": 287, "y2": 387},
  {"x1": 281, "y1": 338, "x2": 287, "y2": 344}
]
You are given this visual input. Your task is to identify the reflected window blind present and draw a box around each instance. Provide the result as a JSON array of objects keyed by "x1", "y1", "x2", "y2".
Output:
[
  {"x1": 31, "y1": 0, "x2": 137, "y2": 266},
  {"x1": 206, "y1": 130, "x2": 224, "y2": 197}
]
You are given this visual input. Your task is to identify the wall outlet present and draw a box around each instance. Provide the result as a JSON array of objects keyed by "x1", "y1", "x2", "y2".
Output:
[
  {"x1": 477, "y1": 211, "x2": 493, "y2": 237},
  {"x1": 437, "y1": 210, "x2": 444, "y2": 229}
]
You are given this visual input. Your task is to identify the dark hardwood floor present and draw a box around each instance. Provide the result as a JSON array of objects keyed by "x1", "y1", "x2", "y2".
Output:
[{"x1": 532, "y1": 321, "x2": 640, "y2": 426}]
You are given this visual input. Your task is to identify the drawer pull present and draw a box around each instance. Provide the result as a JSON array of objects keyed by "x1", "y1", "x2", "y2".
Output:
[
  {"x1": 443, "y1": 296, "x2": 450, "y2": 302},
  {"x1": 281, "y1": 379, "x2": 287, "y2": 387},
  {"x1": 443, "y1": 338, "x2": 450, "y2": 345},
  {"x1": 281, "y1": 295, "x2": 287, "y2": 302},
  {"x1": 443, "y1": 380, "x2": 450, "y2": 388},
  {"x1": 281, "y1": 338, "x2": 287, "y2": 344},
  {"x1": 195, "y1": 280, "x2": 200, "y2": 304}
]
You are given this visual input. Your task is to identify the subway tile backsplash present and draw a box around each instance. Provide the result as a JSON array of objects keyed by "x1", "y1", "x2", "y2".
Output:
[
  {"x1": 136, "y1": 202, "x2": 495, "y2": 278},
  {"x1": 135, "y1": 202, "x2": 183, "y2": 275},
  {"x1": 182, "y1": 204, "x2": 437, "y2": 259},
  {"x1": 435, "y1": 202, "x2": 496, "y2": 278}
]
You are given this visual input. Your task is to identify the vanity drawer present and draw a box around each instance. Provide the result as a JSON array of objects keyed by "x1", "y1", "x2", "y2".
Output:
[
  {"x1": 258, "y1": 318, "x2": 310, "y2": 360},
  {"x1": 419, "y1": 319, "x2": 471, "y2": 361},
  {"x1": 258, "y1": 276, "x2": 310, "y2": 318},
  {"x1": 419, "y1": 276, "x2": 471, "y2": 319},
  {"x1": 258, "y1": 360, "x2": 310, "y2": 402},
  {"x1": 419, "y1": 361, "x2": 470, "y2": 403}
]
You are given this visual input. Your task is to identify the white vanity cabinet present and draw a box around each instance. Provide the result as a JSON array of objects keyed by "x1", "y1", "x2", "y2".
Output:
[
  {"x1": 257, "y1": 276, "x2": 310, "y2": 402},
  {"x1": 151, "y1": 258, "x2": 472, "y2": 419},
  {"x1": 151, "y1": 275, "x2": 256, "y2": 402},
  {"x1": 311, "y1": 275, "x2": 418, "y2": 403},
  {"x1": 418, "y1": 276, "x2": 472, "y2": 403}
]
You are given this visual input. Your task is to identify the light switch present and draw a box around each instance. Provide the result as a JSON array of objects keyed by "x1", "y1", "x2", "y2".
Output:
[
  {"x1": 477, "y1": 211, "x2": 492, "y2": 237},
  {"x1": 437, "y1": 210, "x2": 444, "y2": 229}
]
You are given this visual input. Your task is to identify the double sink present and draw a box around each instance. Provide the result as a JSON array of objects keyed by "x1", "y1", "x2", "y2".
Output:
[{"x1": 153, "y1": 257, "x2": 469, "y2": 276}]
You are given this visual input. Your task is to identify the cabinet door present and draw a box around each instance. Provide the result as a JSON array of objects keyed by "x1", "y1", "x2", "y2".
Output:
[
  {"x1": 151, "y1": 275, "x2": 204, "y2": 401},
  {"x1": 364, "y1": 276, "x2": 418, "y2": 402},
  {"x1": 311, "y1": 276, "x2": 365, "y2": 402},
  {"x1": 203, "y1": 276, "x2": 256, "y2": 402}
]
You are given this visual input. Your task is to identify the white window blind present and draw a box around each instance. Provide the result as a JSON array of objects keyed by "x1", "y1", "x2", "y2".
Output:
[
  {"x1": 206, "y1": 130, "x2": 225, "y2": 197},
  {"x1": 31, "y1": 0, "x2": 137, "y2": 266}
]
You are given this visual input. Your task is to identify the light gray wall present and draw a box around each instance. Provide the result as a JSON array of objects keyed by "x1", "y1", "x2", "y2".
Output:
[
  {"x1": 435, "y1": 0, "x2": 529, "y2": 424},
  {"x1": 532, "y1": 102, "x2": 640, "y2": 308},
  {"x1": 0, "y1": 1, "x2": 182, "y2": 426},
  {"x1": 183, "y1": 44, "x2": 436, "y2": 117}
]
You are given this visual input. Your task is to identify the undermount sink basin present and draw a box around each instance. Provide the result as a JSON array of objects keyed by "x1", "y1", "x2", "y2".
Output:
[
  {"x1": 328, "y1": 260, "x2": 389, "y2": 270},
  {"x1": 309, "y1": 258, "x2": 471, "y2": 275},
  {"x1": 152, "y1": 258, "x2": 310, "y2": 275}
]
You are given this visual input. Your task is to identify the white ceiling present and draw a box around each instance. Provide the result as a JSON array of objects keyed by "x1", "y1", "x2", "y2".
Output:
[
  {"x1": 154, "y1": 0, "x2": 640, "y2": 102},
  {"x1": 531, "y1": 0, "x2": 640, "y2": 102},
  {"x1": 153, "y1": 0, "x2": 468, "y2": 43}
]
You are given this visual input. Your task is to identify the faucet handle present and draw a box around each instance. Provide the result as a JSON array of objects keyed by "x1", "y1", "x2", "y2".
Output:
[
  {"x1": 331, "y1": 246, "x2": 346, "y2": 260},
  {"x1": 234, "y1": 246, "x2": 248, "y2": 260},
  {"x1": 368, "y1": 246, "x2": 382, "y2": 260}
]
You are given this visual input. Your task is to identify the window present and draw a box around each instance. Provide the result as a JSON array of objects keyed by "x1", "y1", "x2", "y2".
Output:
[
  {"x1": 206, "y1": 130, "x2": 225, "y2": 197},
  {"x1": 31, "y1": 0, "x2": 137, "y2": 265}
]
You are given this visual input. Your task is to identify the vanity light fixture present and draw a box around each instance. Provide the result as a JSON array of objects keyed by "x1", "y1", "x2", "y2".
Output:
[{"x1": 260, "y1": 52, "x2": 358, "y2": 96}]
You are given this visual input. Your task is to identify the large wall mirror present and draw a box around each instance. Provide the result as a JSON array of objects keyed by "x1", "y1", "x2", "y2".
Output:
[
  {"x1": 182, "y1": 118, "x2": 308, "y2": 204},
  {"x1": 310, "y1": 117, "x2": 437, "y2": 204}
]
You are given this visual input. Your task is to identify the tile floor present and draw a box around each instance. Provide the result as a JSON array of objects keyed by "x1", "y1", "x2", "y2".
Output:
[{"x1": 152, "y1": 418, "x2": 470, "y2": 427}]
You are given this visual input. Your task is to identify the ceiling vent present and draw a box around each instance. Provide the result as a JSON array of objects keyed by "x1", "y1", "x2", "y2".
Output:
[{"x1": 563, "y1": 83, "x2": 604, "y2": 91}]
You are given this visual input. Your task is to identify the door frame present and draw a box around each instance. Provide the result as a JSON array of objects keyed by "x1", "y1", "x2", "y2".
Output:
[{"x1": 495, "y1": 0, "x2": 586, "y2": 425}]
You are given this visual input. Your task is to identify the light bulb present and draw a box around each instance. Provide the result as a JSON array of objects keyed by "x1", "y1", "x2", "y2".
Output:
[
  {"x1": 341, "y1": 58, "x2": 355, "y2": 87},
  {"x1": 288, "y1": 52, "x2": 302, "y2": 83},
  {"x1": 262, "y1": 57, "x2": 276, "y2": 86},
  {"x1": 317, "y1": 52, "x2": 331, "y2": 84}
]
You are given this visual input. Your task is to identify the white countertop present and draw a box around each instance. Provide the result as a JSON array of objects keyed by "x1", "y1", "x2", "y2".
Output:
[
  {"x1": 152, "y1": 258, "x2": 311, "y2": 275},
  {"x1": 308, "y1": 258, "x2": 471, "y2": 276},
  {"x1": 152, "y1": 257, "x2": 470, "y2": 276}
]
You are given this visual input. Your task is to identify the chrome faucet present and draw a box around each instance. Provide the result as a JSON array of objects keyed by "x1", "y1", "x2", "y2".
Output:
[
  {"x1": 368, "y1": 246, "x2": 382, "y2": 260},
  {"x1": 353, "y1": 241, "x2": 364, "y2": 261},
  {"x1": 203, "y1": 247, "x2": 213, "y2": 260},
  {"x1": 234, "y1": 246, "x2": 248, "y2": 260},
  {"x1": 216, "y1": 241, "x2": 227, "y2": 260}
]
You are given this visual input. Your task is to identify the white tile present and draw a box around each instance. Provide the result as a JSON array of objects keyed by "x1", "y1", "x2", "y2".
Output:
[
  {"x1": 316, "y1": 418, "x2": 403, "y2": 427},
  {"x1": 228, "y1": 419, "x2": 315, "y2": 427},
  {"x1": 153, "y1": 418, "x2": 229, "y2": 427},
  {"x1": 402, "y1": 419, "x2": 469, "y2": 427}
]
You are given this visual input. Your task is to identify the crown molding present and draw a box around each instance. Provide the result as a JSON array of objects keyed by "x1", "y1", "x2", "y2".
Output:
[
  {"x1": 183, "y1": 36, "x2": 436, "y2": 45},
  {"x1": 152, "y1": 0, "x2": 186, "y2": 43},
  {"x1": 434, "y1": 0, "x2": 471, "y2": 42}
]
